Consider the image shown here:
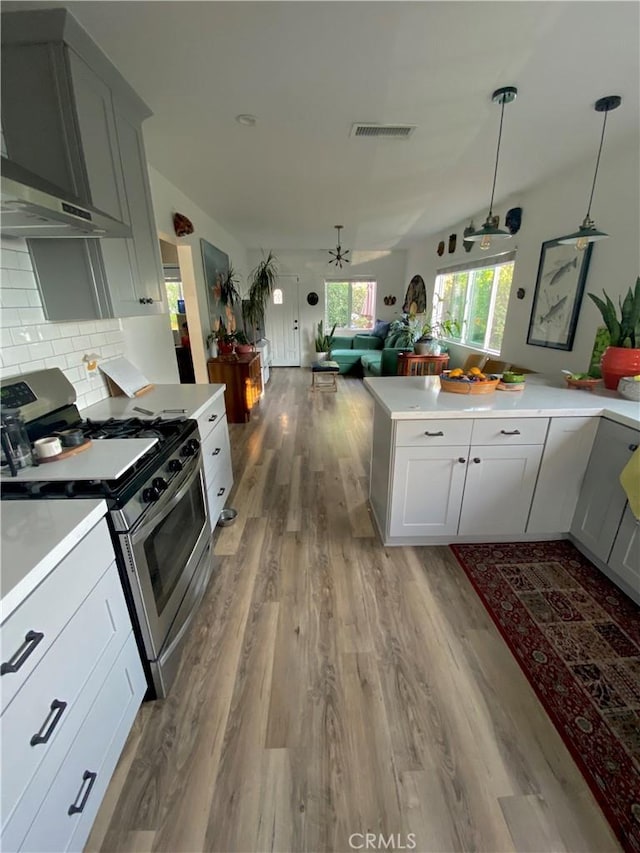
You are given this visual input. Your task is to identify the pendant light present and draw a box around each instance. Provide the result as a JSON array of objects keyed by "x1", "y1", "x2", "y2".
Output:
[
  {"x1": 328, "y1": 225, "x2": 350, "y2": 268},
  {"x1": 558, "y1": 95, "x2": 621, "y2": 250},
  {"x1": 466, "y1": 86, "x2": 518, "y2": 250}
]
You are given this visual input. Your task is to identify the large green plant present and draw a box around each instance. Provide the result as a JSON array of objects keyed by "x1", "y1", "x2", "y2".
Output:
[
  {"x1": 245, "y1": 251, "x2": 278, "y2": 342},
  {"x1": 220, "y1": 265, "x2": 241, "y2": 306},
  {"x1": 315, "y1": 320, "x2": 337, "y2": 352},
  {"x1": 588, "y1": 277, "x2": 640, "y2": 348}
]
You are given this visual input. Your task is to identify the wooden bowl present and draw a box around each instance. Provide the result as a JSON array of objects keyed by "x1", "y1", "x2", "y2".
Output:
[
  {"x1": 440, "y1": 377, "x2": 500, "y2": 395},
  {"x1": 564, "y1": 376, "x2": 601, "y2": 392}
]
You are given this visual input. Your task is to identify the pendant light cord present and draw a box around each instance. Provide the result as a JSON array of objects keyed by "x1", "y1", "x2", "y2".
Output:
[
  {"x1": 585, "y1": 110, "x2": 608, "y2": 219},
  {"x1": 487, "y1": 97, "x2": 506, "y2": 217}
]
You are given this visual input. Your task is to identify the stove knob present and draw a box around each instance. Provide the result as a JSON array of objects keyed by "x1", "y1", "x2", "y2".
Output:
[
  {"x1": 153, "y1": 477, "x2": 168, "y2": 493},
  {"x1": 168, "y1": 458, "x2": 183, "y2": 473},
  {"x1": 181, "y1": 438, "x2": 200, "y2": 457},
  {"x1": 142, "y1": 486, "x2": 161, "y2": 503}
]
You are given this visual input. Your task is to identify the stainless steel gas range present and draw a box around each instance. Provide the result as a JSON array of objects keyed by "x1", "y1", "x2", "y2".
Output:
[{"x1": 1, "y1": 369, "x2": 213, "y2": 698}]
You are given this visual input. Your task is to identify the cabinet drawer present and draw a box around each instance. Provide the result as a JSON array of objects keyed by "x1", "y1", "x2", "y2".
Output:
[
  {"x1": 1, "y1": 562, "x2": 131, "y2": 833},
  {"x1": 471, "y1": 418, "x2": 548, "y2": 445},
  {"x1": 395, "y1": 419, "x2": 473, "y2": 447},
  {"x1": 19, "y1": 633, "x2": 146, "y2": 853},
  {"x1": 1, "y1": 520, "x2": 115, "y2": 711},
  {"x1": 201, "y1": 416, "x2": 231, "y2": 489},
  {"x1": 195, "y1": 393, "x2": 227, "y2": 442},
  {"x1": 206, "y1": 450, "x2": 234, "y2": 527}
]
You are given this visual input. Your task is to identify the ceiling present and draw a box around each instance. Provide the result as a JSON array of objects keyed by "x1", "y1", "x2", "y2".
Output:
[{"x1": 4, "y1": 1, "x2": 639, "y2": 251}]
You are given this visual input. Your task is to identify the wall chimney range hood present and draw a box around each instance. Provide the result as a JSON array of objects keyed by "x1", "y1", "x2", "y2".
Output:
[{"x1": 0, "y1": 157, "x2": 132, "y2": 239}]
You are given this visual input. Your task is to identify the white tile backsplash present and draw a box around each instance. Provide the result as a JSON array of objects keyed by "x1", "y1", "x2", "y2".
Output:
[{"x1": 0, "y1": 239, "x2": 126, "y2": 408}]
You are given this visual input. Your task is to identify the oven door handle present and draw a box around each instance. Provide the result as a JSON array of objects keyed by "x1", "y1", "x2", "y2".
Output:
[{"x1": 130, "y1": 460, "x2": 206, "y2": 546}]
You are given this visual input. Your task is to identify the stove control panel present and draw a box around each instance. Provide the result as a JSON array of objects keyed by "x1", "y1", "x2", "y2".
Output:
[{"x1": 1, "y1": 380, "x2": 37, "y2": 410}]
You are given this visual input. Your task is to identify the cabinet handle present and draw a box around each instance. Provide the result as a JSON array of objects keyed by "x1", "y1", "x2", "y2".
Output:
[
  {"x1": 217, "y1": 487, "x2": 226, "y2": 497},
  {"x1": 424, "y1": 431, "x2": 444, "y2": 437},
  {"x1": 500, "y1": 429, "x2": 521, "y2": 435},
  {"x1": 1, "y1": 630, "x2": 44, "y2": 675},
  {"x1": 208, "y1": 414, "x2": 218, "y2": 422},
  {"x1": 212, "y1": 448, "x2": 221, "y2": 456},
  {"x1": 473, "y1": 457, "x2": 481, "y2": 463},
  {"x1": 30, "y1": 699, "x2": 67, "y2": 746},
  {"x1": 68, "y1": 770, "x2": 97, "y2": 816},
  {"x1": 458, "y1": 457, "x2": 466, "y2": 463},
  {"x1": 629, "y1": 444, "x2": 638, "y2": 452}
]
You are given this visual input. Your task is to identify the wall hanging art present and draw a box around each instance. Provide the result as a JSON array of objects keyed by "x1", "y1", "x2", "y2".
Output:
[
  {"x1": 506, "y1": 207, "x2": 522, "y2": 235},
  {"x1": 527, "y1": 236, "x2": 593, "y2": 351},
  {"x1": 201, "y1": 239, "x2": 239, "y2": 336},
  {"x1": 463, "y1": 221, "x2": 475, "y2": 253},
  {"x1": 437, "y1": 241, "x2": 445, "y2": 256},
  {"x1": 448, "y1": 233, "x2": 457, "y2": 254},
  {"x1": 307, "y1": 291, "x2": 319, "y2": 306},
  {"x1": 173, "y1": 211, "x2": 194, "y2": 237},
  {"x1": 403, "y1": 275, "x2": 427, "y2": 314}
]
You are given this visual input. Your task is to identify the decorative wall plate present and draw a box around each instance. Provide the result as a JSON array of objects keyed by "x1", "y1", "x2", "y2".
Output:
[
  {"x1": 437, "y1": 241, "x2": 445, "y2": 256},
  {"x1": 307, "y1": 291, "x2": 319, "y2": 306},
  {"x1": 448, "y1": 233, "x2": 457, "y2": 253}
]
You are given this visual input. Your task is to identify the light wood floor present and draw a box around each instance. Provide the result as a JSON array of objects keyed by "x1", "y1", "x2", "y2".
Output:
[{"x1": 87, "y1": 369, "x2": 620, "y2": 853}]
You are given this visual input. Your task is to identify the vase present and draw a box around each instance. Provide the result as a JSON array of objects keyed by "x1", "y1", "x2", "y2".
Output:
[
  {"x1": 235, "y1": 344, "x2": 253, "y2": 355},
  {"x1": 414, "y1": 339, "x2": 441, "y2": 356},
  {"x1": 600, "y1": 346, "x2": 640, "y2": 390},
  {"x1": 315, "y1": 351, "x2": 328, "y2": 362},
  {"x1": 218, "y1": 341, "x2": 234, "y2": 356}
]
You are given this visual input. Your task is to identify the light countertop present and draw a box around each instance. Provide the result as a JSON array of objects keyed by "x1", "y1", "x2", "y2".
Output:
[
  {"x1": 81, "y1": 383, "x2": 226, "y2": 422},
  {"x1": 0, "y1": 437, "x2": 158, "y2": 482},
  {"x1": 0, "y1": 499, "x2": 107, "y2": 621},
  {"x1": 364, "y1": 374, "x2": 640, "y2": 430}
]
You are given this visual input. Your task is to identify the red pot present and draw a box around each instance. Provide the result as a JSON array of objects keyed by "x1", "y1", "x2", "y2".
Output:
[
  {"x1": 235, "y1": 344, "x2": 254, "y2": 355},
  {"x1": 218, "y1": 341, "x2": 234, "y2": 355},
  {"x1": 600, "y1": 346, "x2": 640, "y2": 390}
]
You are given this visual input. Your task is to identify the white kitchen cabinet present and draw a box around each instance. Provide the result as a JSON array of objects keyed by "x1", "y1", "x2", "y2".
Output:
[
  {"x1": 527, "y1": 417, "x2": 598, "y2": 534},
  {"x1": 0, "y1": 514, "x2": 146, "y2": 852},
  {"x1": 458, "y1": 444, "x2": 543, "y2": 536},
  {"x1": 1, "y1": 8, "x2": 165, "y2": 320},
  {"x1": 382, "y1": 416, "x2": 546, "y2": 542},
  {"x1": 389, "y1": 446, "x2": 468, "y2": 537},
  {"x1": 607, "y1": 505, "x2": 640, "y2": 604},
  {"x1": 195, "y1": 392, "x2": 234, "y2": 527},
  {"x1": 570, "y1": 418, "x2": 639, "y2": 564}
]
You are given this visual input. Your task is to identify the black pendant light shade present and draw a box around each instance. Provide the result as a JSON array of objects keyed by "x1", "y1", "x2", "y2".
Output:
[
  {"x1": 328, "y1": 225, "x2": 350, "y2": 268},
  {"x1": 466, "y1": 86, "x2": 518, "y2": 250},
  {"x1": 558, "y1": 95, "x2": 621, "y2": 250}
]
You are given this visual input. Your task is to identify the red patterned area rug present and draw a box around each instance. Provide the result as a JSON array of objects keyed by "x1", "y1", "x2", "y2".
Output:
[{"x1": 450, "y1": 540, "x2": 640, "y2": 852}]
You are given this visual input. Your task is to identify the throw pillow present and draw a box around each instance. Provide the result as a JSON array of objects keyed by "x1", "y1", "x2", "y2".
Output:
[{"x1": 372, "y1": 319, "x2": 391, "y2": 339}]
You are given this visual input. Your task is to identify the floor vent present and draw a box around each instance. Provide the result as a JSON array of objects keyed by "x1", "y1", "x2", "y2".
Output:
[{"x1": 350, "y1": 123, "x2": 416, "y2": 139}]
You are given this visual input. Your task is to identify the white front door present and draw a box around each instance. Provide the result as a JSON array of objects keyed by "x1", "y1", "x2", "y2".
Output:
[{"x1": 266, "y1": 275, "x2": 300, "y2": 366}]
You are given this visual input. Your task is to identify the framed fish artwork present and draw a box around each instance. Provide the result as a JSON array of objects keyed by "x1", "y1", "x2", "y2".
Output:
[{"x1": 527, "y1": 236, "x2": 593, "y2": 350}]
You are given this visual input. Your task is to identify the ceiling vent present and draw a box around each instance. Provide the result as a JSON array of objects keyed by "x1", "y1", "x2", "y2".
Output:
[{"x1": 350, "y1": 123, "x2": 416, "y2": 139}]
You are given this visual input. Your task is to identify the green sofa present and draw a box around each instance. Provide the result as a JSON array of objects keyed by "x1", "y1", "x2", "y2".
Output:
[{"x1": 329, "y1": 334, "x2": 411, "y2": 376}]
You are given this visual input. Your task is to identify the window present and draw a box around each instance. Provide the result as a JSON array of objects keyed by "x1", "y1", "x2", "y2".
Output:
[
  {"x1": 432, "y1": 252, "x2": 515, "y2": 353},
  {"x1": 272, "y1": 288, "x2": 283, "y2": 305},
  {"x1": 325, "y1": 280, "x2": 376, "y2": 331}
]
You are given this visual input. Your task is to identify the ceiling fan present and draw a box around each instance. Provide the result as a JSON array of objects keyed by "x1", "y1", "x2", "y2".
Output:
[{"x1": 328, "y1": 225, "x2": 350, "y2": 268}]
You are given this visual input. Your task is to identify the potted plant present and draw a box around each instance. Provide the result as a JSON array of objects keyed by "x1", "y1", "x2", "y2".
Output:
[
  {"x1": 245, "y1": 251, "x2": 278, "y2": 343},
  {"x1": 415, "y1": 317, "x2": 461, "y2": 355},
  {"x1": 314, "y1": 320, "x2": 337, "y2": 361},
  {"x1": 234, "y1": 330, "x2": 254, "y2": 355},
  {"x1": 588, "y1": 277, "x2": 640, "y2": 389},
  {"x1": 220, "y1": 265, "x2": 241, "y2": 307}
]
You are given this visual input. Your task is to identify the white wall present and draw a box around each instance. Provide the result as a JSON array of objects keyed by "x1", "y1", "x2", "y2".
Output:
[
  {"x1": 0, "y1": 237, "x2": 125, "y2": 409},
  {"x1": 148, "y1": 164, "x2": 249, "y2": 380},
  {"x1": 405, "y1": 133, "x2": 639, "y2": 374},
  {"x1": 247, "y1": 248, "x2": 409, "y2": 366}
]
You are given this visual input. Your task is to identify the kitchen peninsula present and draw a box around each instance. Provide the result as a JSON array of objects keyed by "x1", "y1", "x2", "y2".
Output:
[{"x1": 364, "y1": 375, "x2": 640, "y2": 602}]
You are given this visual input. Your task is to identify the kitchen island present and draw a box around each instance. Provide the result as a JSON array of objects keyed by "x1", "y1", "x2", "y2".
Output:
[{"x1": 363, "y1": 374, "x2": 639, "y2": 601}]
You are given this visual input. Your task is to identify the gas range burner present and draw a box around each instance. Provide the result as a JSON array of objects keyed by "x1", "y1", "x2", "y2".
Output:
[{"x1": 82, "y1": 416, "x2": 187, "y2": 442}]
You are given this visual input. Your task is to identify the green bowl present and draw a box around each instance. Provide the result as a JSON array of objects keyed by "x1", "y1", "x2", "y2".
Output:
[{"x1": 502, "y1": 372, "x2": 525, "y2": 384}]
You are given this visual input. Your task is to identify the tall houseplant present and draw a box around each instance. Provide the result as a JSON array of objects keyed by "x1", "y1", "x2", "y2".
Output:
[
  {"x1": 314, "y1": 321, "x2": 337, "y2": 361},
  {"x1": 588, "y1": 277, "x2": 640, "y2": 389},
  {"x1": 244, "y1": 251, "x2": 278, "y2": 343}
]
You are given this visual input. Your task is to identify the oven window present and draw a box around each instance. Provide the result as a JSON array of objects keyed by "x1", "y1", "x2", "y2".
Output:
[{"x1": 144, "y1": 472, "x2": 207, "y2": 616}]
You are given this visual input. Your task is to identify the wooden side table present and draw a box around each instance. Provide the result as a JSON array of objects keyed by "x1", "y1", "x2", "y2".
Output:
[
  {"x1": 207, "y1": 353, "x2": 262, "y2": 423},
  {"x1": 397, "y1": 353, "x2": 450, "y2": 376}
]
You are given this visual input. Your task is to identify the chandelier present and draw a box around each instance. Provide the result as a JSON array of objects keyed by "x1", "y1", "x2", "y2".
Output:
[{"x1": 328, "y1": 225, "x2": 350, "y2": 268}]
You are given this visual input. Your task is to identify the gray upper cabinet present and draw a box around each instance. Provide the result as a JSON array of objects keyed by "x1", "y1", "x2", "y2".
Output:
[{"x1": 1, "y1": 8, "x2": 165, "y2": 320}]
